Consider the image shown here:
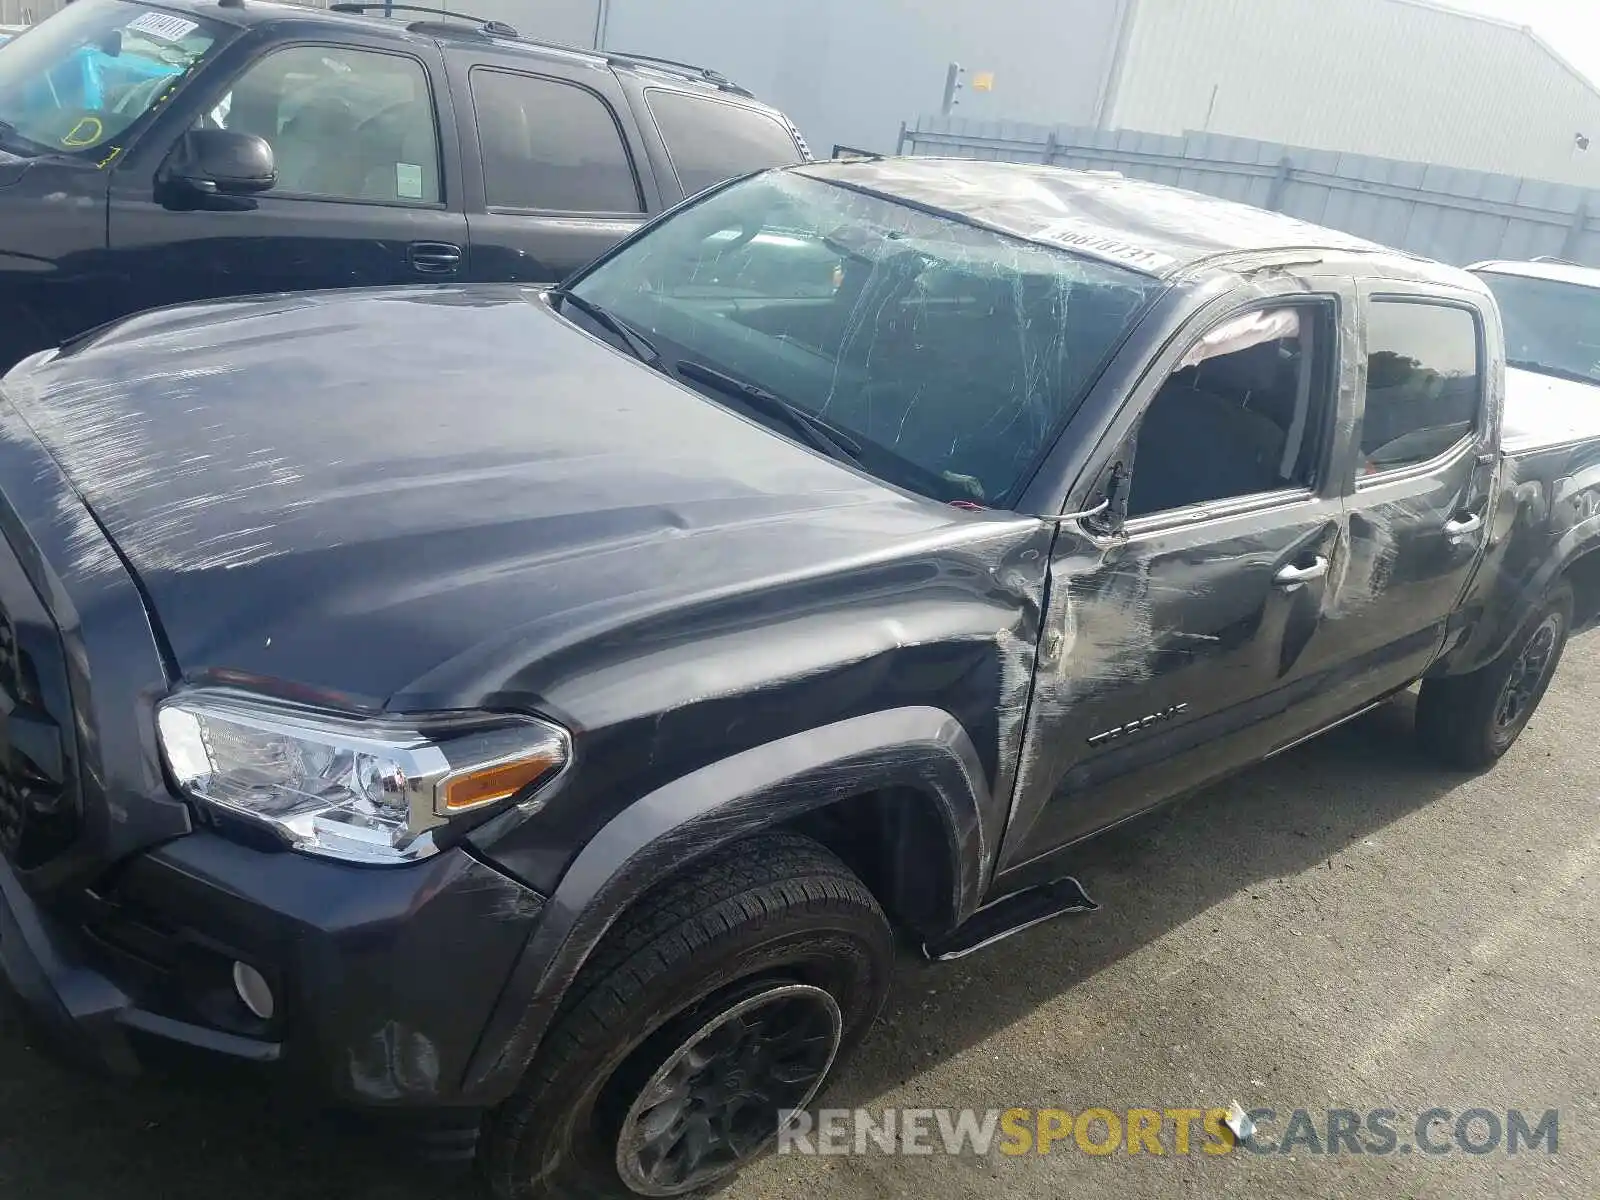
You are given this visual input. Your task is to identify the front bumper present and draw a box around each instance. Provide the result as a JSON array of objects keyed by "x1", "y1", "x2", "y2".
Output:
[{"x1": 0, "y1": 830, "x2": 549, "y2": 1109}]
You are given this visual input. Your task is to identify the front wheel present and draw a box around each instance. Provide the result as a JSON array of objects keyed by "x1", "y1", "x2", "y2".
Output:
[
  {"x1": 1417, "y1": 581, "x2": 1573, "y2": 769},
  {"x1": 481, "y1": 832, "x2": 895, "y2": 1200}
]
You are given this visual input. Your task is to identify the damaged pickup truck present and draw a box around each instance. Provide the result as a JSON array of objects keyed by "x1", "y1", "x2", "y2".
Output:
[{"x1": 0, "y1": 158, "x2": 1597, "y2": 1199}]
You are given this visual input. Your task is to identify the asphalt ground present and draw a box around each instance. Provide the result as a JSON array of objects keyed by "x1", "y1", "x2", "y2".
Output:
[{"x1": 1, "y1": 636, "x2": 1595, "y2": 1199}]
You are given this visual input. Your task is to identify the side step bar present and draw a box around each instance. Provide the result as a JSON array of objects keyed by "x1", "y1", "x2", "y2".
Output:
[{"x1": 920, "y1": 877, "x2": 1099, "y2": 962}]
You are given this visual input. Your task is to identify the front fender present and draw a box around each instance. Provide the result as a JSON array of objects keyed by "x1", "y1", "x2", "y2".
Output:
[{"x1": 459, "y1": 706, "x2": 989, "y2": 1101}]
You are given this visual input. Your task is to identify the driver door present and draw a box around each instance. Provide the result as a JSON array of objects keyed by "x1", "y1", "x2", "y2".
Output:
[
  {"x1": 107, "y1": 38, "x2": 468, "y2": 317},
  {"x1": 998, "y1": 280, "x2": 1357, "y2": 872}
]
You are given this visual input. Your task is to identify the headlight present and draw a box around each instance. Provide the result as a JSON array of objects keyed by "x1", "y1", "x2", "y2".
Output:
[{"x1": 156, "y1": 691, "x2": 569, "y2": 865}]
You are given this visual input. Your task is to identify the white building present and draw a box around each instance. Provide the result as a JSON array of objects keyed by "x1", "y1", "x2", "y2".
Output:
[
  {"x1": 11, "y1": 0, "x2": 1600, "y2": 185},
  {"x1": 584, "y1": 0, "x2": 1600, "y2": 185}
]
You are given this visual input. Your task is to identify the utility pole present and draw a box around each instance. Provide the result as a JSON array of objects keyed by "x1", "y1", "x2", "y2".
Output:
[{"x1": 941, "y1": 62, "x2": 964, "y2": 116}]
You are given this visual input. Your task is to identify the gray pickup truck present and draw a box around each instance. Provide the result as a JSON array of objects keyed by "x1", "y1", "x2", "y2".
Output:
[{"x1": 0, "y1": 159, "x2": 1597, "y2": 1200}]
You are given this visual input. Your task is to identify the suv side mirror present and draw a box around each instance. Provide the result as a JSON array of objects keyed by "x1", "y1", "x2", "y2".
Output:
[{"x1": 164, "y1": 129, "x2": 276, "y2": 198}]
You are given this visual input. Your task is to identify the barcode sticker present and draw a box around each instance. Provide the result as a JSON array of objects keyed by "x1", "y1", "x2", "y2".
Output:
[{"x1": 126, "y1": 12, "x2": 199, "y2": 41}]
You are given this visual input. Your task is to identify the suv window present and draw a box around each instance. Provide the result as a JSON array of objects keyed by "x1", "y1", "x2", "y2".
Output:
[
  {"x1": 470, "y1": 70, "x2": 641, "y2": 213},
  {"x1": 1361, "y1": 301, "x2": 1481, "y2": 474},
  {"x1": 644, "y1": 89, "x2": 803, "y2": 197},
  {"x1": 203, "y1": 46, "x2": 439, "y2": 204},
  {"x1": 1125, "y1": 305, "x2": 1331, "y2": 519}
]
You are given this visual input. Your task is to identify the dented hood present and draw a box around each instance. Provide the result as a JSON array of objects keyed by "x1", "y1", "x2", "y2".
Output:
[{"x1": 0, "y1": 286, "x2": 970, "y2": 708}]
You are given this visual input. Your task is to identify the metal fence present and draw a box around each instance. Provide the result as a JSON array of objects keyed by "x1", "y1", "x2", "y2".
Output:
[{"x1": 899, "y1": 116, "x2": 1600, "y2": 268}]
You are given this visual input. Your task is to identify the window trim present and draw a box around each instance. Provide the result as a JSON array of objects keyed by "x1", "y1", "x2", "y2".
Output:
[
  {"x1": 642, "y1": 85, "x2": 803, "y2": 198},
  {"x1": 1122, "y1": 484, "x2": 1321, "y2": 541},
  {"x1": 186, "y1": 41, "x2": 448, "y2": 210},
  {"x1": 1355, "y1": 294, "x2": 1486, "y2": 488},
  {"x1": 467, "y1": 65, "x2": 645, "y2": 218},
  {"x1": 1116, "y1": 296, "x2": 1342, "y2": 529}
]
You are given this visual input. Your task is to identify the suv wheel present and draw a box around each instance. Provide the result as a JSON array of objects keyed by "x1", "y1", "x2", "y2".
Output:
[
  {"x1": 482, "y1": 832, "x2": 895, "y2": 1200},
  {"x1": 1416, "y1": 581, "x2": 1573, "y2": 768}
]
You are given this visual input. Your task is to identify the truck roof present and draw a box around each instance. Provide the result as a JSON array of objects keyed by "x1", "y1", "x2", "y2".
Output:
[{"x1": 800, "y1": 157, "x2": 1460, "y2": 283}]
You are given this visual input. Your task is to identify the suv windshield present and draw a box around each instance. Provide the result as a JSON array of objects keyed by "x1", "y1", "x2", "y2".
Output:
[
  {"x1": 1477, "y1": 269, "x2": 1600, "y2": 387},
  {"x1": 567, "y1": 170, "x2": 1162, "y2": 506},
  {"x1": 0, "y1": 0, "x2": 222, "y2": 158}
]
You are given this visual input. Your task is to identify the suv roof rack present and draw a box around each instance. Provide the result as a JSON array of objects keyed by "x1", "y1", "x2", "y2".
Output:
[
  {"x1": 1531, "y1": 255, "x2": 1580, "y2": 266},
  {"x1": 327, "y1": 3, "x2": 519, "y2": 37},
  {"x1": 603, "y1": 50, "x2": 754, "y2": 98}
]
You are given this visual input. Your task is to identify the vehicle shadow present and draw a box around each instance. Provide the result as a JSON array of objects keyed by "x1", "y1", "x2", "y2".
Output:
[{"x1": 0, "y1": 694, "x2": 1466, "y2": 1199}]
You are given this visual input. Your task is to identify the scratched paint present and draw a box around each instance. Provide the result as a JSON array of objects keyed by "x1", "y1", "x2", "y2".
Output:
[{"x1": 0, "y1": 358, "x2": 297, "y2": 576}]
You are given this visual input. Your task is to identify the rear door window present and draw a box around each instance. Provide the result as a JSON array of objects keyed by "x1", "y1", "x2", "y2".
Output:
[
  {"x1": 1360, "y1": 301, "x2": 1482, "y2": 474},
  {"x1": 469, "y1": 69, "x2": 642, "y2": 213},
  {"x1": 644, "y1": 89, "x2": 803, "y2": 197}
]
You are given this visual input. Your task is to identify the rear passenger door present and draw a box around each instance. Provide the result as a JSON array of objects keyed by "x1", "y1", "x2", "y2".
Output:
[
  {"x1": 1330, "y1": 282, "x2": 1496, "y2": 699},
  {"x1": 454, "y1": 58, "x2": 653, "y2": 285},
  {"x1": 108, "y1": 37, "x2": 470, "y2": 312}
]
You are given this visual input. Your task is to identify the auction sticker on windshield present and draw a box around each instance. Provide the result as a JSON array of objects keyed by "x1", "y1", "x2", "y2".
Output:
[{"x1": 126, "y1": 12, "x2": 199, "y2": 41}]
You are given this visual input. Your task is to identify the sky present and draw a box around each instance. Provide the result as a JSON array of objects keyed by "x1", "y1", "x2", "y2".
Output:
[{"x1": 1438, "y1": 0, "x2": 1600, "y2": 85}]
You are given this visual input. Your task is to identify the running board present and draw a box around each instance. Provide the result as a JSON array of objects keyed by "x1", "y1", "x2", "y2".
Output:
[{"x1": 920, "y1": 877, "x2": 1099, "y2": 962}]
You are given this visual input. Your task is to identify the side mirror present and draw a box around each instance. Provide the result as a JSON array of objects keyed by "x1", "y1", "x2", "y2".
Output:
[{"x1": 164, "y1": 128, "x2": 276, "y2": 198}]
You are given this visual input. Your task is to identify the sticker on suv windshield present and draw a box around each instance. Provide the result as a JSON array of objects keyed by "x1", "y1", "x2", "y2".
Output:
[
  {"x1": 126, "y1": 12, "x2": 199, "y2": 42},
  {"x1": 396, "y1": 163, "x2": 423, "y2": 200}
]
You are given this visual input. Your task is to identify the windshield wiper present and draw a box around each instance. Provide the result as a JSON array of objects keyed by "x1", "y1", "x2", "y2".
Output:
[
  {"x1": 549, "y1": 288, "x2": 662, "y2": 368},
  {"x1": 675, "y1": 359, "x2": 862, "y2": 462},
  {"x1": 1507, "y1": 358, "x2": 1600, "y2": 388}
]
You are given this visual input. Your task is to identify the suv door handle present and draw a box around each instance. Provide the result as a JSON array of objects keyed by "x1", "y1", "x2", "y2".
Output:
[
  {"x1": 409, "y1": 242, "x2": 463, "y2": 274},
  {"x1": 1274, "y1": 556, "x2": 1328, "y2": 591},
  {"x1": 1443, "y1": 512, "x2": 1484, "y2": 540}
]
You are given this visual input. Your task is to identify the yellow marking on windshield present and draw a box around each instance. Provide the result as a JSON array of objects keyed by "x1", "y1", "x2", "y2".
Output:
[{"x1": 61, "y1": 117, "x2": 104, "y2": 148}]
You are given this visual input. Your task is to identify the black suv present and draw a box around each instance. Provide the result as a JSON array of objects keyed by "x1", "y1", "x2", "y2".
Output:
[{"x1": 0, "y1": 0, "x2": 810, "y2": 368}]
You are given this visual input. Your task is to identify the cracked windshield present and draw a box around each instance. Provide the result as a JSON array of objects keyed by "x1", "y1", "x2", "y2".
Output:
[
  {"x1": 2, "y1": 1, "x2": 1600, "y2": 1200},
  {"x1": 570, "y1": 171, "x2": 1158, "y2": 505}
]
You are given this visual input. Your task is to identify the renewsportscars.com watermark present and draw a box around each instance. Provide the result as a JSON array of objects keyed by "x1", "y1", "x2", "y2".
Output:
[{"x1": 777, "y1": 1107, "x2": 1560, "y2": 1158}]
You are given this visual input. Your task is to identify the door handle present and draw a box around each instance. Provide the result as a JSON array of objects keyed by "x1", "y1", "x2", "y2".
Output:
[
  {"x1": 409, "y1": 242, "x2": 463, "y2": 275},
  {"x1": 1274, "y1": 556, "x2": 1329, "y2": 590},
  {"x1": 1443, "y1": 512, "x2": 1484, "y2": 540}
]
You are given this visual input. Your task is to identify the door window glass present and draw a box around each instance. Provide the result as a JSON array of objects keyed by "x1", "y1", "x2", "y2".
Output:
[
  {"x1": 469, "y1": 70, "x2": 641, "y2": 213},
  {"x1": 1126, "y1": 304, "x2": 1330, "y2": 519},
  {"x1": 1360, "y1": 301, "x2": 1482, "y2": 474},
  {"x1": 203, "y1": 46, "x2": 440, "y2": 204},
  {"x1": 645, "y1": 89, "x2": 804, "y2": 197}
]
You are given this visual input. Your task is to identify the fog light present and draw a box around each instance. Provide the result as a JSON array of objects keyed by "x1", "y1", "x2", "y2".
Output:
[{"x1": 232, "y1": 961, "x2": 275, "y2": 1020}]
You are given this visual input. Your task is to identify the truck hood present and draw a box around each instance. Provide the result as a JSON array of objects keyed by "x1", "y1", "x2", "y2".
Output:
[
  {"x1": 0, "y1": 286, "x2": 979, "y2": 709},
  {"x1": 1503, "y1": 365, "x2": 1600, "y2": 452}
]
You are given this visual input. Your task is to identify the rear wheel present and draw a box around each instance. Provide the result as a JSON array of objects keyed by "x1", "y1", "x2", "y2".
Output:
[
  {"x1": 1417, "y1": 581, "x2": 1573, "y2": 768},
  {"x1": 482, "y1": 832, "x2": 894, "y2": 1200}
]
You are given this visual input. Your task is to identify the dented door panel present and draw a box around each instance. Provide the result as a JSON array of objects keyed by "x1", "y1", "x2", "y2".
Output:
[
  {"x1": 998, "y1": 271, "x2": 1364, "y2": 872},
  {"x1": 999, "y1": 498, "x2": 1344, "y2": 865}
]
